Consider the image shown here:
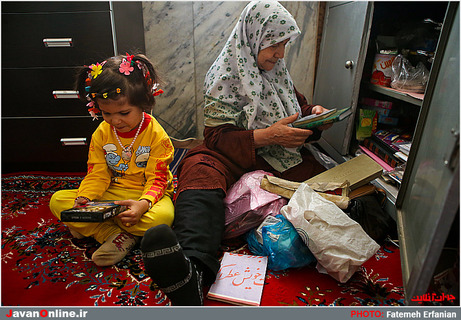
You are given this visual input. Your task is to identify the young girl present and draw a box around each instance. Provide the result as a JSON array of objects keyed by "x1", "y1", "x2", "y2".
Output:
[{"x1": 49, "y1": 53, "x2": 175, "y2": 267}]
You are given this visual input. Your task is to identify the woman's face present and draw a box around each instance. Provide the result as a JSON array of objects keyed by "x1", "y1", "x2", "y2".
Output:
[
  {"x1": 97, "y1": 96, "x2": 144, "y2": 133},
  {"x1": 257, "y1": 39, "x2": 290, "y2": 71}
]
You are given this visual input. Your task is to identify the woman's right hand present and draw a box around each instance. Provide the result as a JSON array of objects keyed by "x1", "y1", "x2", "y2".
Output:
[{"x1": 254, "y1": 113, "x2": 313, "y2": 148}]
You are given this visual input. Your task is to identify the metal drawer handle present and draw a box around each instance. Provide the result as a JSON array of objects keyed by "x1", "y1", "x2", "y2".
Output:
[
  {"x1": 53, "y1": 90, "x2": 79, "y2": 99},
  {"x1": 43, "y1": 38, "x2": 73, "y2": 47},
  {"x1": 61, "y1": 138, "x2": 87, "y2": 146}
]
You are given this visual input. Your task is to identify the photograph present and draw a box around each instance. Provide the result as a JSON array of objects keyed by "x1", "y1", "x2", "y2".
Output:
[{"x1": 1, "y1": 1, "x2": 459, "y2": 319}]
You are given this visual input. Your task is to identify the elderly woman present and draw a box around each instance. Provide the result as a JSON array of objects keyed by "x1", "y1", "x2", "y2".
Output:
[{"x1": 140, "y1": 1, "x2": 331, "y2": 305}]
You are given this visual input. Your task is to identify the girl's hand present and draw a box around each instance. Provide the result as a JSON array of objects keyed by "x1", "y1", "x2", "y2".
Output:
[
  {"x1": 311, "y1": 105, "x2": 333, "y2": 131},
  {"x1": 114, "y1": 199, "x2": 150, "y2": 227},
  {"x1": 254, "y1": 113, "x2": 313, "y2": 148},
  {"x1": 73, "y1": 196, "x2": 89, "y2": 208}
]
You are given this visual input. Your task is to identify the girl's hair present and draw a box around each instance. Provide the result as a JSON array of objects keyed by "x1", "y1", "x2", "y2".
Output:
[{"x1": 75, "y1": 53, "x2": 160, "y2": 113}]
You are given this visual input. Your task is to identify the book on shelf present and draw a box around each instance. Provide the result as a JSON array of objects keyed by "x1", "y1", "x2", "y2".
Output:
[
  {"x1": 293, "y1": 107, "x2": 352, "y2": 129},
  {"x1": 60, "y1": 201, "x2": 126, "y2": 222},
  {"x1": 394, "y1": 151, "x2": 408, "y2": 162},
  {"x1": 373, "y1": 129, "x2": 412, "y2": 152},
  {"x1": 362, "y1": 137, "x2": 403, "y2": 168},
  {"x1": 394, "y1": 142, "x2": 412, "y2": 155},
  {"x1": 305, "y1": 154, "x2": 383, "y2": 190},
  {"x1": 207, "y1": 252, "x2": 268, "y2": 306},
  {"x1": 361, "y1": 97, "x2": 393, "y2": 110}
]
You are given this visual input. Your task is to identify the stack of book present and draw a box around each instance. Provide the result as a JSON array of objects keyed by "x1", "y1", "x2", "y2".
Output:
[
  {"x1": 293, "y1": 107, "x2": 352, "y2": 129},
  {"x1": 361, "y1": 129, "x2": 412, "y2": 169}
]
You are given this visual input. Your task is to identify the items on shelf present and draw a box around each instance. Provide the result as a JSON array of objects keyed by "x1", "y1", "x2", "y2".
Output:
[
  {"x1": 371, "y1": 53, "x2": 397, "y2": 87},
  {"x1": 369, "y1": 16, "x2": 441, "y2": 93},
  {"x1": 383, "y1": 164, "x2": 406, "y2": 186},
  {"x1": 359, "y1": 128, "x2": 413, "y2": 173},
  {"x1": 362, "y1": 137, "x2": 403, "y2": 169},
  {"x1": 390, "y1": 54, "x2": 430, "y2": 93},
  {"x1": 356, "y1": 109, "x2": 378, "y2": 141}
]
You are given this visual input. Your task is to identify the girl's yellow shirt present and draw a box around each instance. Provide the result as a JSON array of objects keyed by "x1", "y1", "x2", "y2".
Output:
[{"x1": 77, "y1": 113, "x2": 175, "y2": 205}]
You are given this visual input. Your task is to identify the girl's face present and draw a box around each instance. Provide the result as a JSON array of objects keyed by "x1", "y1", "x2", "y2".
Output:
[
  {"x1": 257, "y1": 39, "x2": 290, "y2": 71},
  {"x1": 97, "y1": 96, "x2": 144, "y2": 133}
]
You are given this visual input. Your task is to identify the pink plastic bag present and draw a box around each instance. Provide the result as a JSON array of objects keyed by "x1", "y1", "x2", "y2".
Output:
[{"x1": 223, "y1": 170, "x2": 288, "y2": 239}]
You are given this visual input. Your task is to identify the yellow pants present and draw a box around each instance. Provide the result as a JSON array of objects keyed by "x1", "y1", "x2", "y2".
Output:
[{"x1": 49, "y1": 186, "x2": 174, "y2": 244}]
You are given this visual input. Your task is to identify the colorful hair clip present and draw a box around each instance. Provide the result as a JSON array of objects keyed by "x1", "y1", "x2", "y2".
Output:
[
  {"x1": 90, "y1": 63, "x2": 103, "y2": 79},
  {"x1": 86, "y1": 101, "x2": 100, "y2": 121},
  {"x1": 125, "y1": 52, "x2": 135, "y2": 64},
  {"x1": 119, "y1": 59, "x2": 134, "y2": 75},
  {"x1": 153, "y1": 89, "x2": 164, "y2": 96},
  {"x1": 152, "y1": 83, "x2": 164, "y2": 96}
]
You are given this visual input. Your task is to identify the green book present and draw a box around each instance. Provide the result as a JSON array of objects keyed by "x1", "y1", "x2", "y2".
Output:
[{"x1": 293, "y1": 107, "x2": 353, "y2": 129}]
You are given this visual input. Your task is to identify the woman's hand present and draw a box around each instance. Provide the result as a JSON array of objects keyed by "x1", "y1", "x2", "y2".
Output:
[
  {"x1": 311, "y1": 105, "x2": 333, "y2": 131},
  {"x1": 254, "y1": 113, "x2": 314, "y2": 148},
  {"x1": 114, "y1": 199, "x2": 150, "y2": 228}
]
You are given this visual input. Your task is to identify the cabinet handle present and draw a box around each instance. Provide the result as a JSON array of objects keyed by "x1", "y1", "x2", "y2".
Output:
[
  {"x1": 43, "y1": 38, "x2": 73, "y2": 47},
  {"x1": 61, "y1": 138, "x2": 87, "y2": 146},
  {"x1": 345, "y1": 60, "x2": 354, "y2": 69},
  {"x1": 53, "y1": 90, "x2": 79, "y2": 99}
]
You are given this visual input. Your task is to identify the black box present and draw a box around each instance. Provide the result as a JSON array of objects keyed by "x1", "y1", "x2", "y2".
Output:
[{"x1": 60, "y1": 201, "x2": 126, "y2": 222}]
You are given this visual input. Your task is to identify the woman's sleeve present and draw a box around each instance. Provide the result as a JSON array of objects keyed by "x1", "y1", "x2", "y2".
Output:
[
  {"x1": 204, "y1": 124, "x2": 257, "y2": 170},
  {"x1": 139, "y1": 127, "x2": 174, "y2": 205},
  {"x1": 77, "y1": 130, "x2": 111, "y2": 200}
]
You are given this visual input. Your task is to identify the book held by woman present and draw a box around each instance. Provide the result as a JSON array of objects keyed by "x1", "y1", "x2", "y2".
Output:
[{"x1": 293, "y1": 107, "x2": 352, "y2": 129}]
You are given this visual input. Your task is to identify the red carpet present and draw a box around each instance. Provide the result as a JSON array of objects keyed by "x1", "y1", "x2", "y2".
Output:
[{"x1": 1, "y1": 173, "x2": 405, "y2": 306}]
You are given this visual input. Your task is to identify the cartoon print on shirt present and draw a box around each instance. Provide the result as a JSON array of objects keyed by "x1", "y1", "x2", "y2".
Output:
[
  {"x1": 103, "y1": 143, "x2": 128, "y2": 176},
  {"x1": 135, "y1": 146, "x2": 151, "y2": 168}
]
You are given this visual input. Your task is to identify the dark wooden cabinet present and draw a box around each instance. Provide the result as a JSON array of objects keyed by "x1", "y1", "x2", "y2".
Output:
[{"x1": 1, "y1": 1, "x2": 145, "y2": 173}]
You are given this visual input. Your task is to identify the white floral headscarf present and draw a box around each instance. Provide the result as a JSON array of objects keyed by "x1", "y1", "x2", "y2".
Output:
[{"x1": 203, "y1": 1, "x2": 303, "y2": 172}]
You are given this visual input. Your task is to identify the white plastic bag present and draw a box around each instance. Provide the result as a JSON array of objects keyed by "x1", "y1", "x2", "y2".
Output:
[{"x1": 281, "y1": 183, "x2": 380, "y2": 283}]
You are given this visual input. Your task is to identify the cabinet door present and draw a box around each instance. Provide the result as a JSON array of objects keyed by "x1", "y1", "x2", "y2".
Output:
[
  {"x1": 396, "y1": 3, "x2": 459, "y2": 304},
  {"x1": 2, "y1": 68, "x2": 86, "y2": 117},
  {"x1": 313, "y1": 2, "x2": 372, "y2": 158},
  {"x1": 2, "y1": 117, "x2": 100, "y2": 173}
]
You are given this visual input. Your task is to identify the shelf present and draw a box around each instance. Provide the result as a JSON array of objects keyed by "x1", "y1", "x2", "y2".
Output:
[{"x1": 366, "y1": 83, "x2": 424, "y2": 106}]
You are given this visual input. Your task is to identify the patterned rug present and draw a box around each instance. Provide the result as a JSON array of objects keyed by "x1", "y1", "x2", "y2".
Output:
[{"x1": 1, "y1": 173, "x2": 405, "y2": 306}]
